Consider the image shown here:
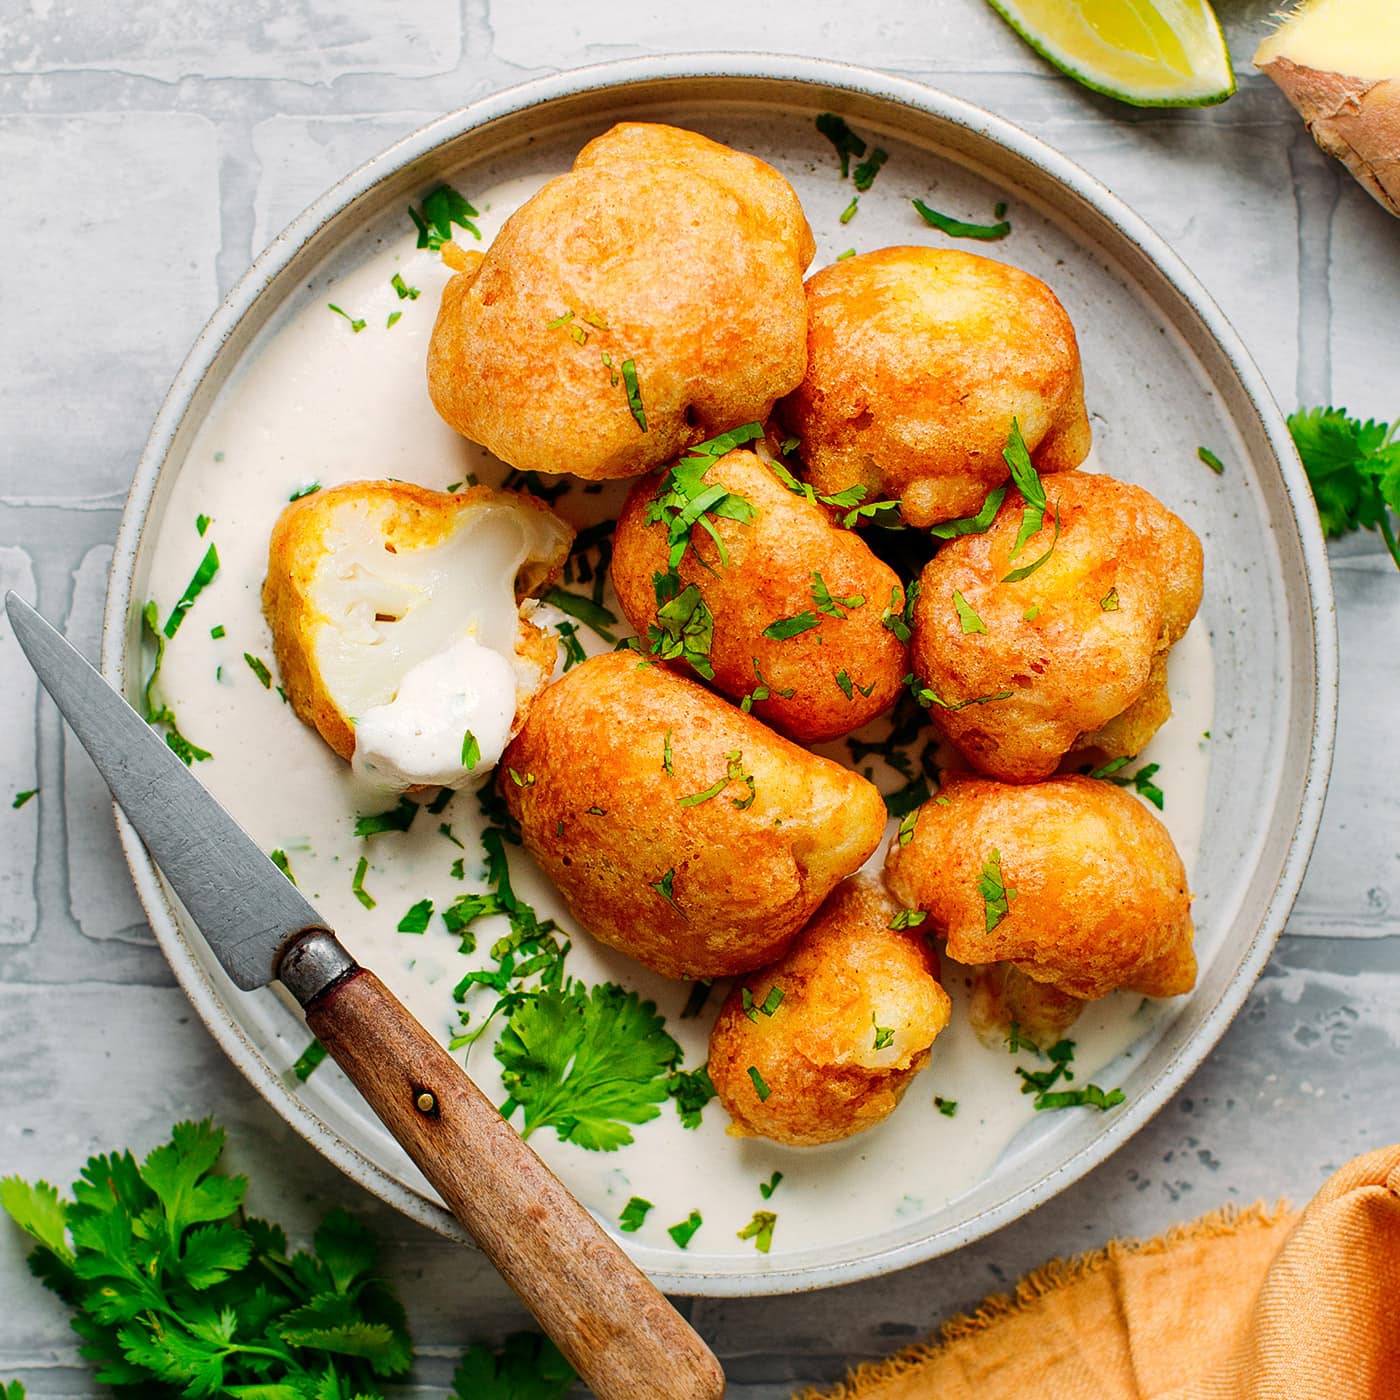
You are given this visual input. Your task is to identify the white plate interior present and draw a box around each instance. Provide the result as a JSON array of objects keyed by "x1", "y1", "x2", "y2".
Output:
[{"x1": 103, "y1": 59, "x2": 1335, "y2": 1296}]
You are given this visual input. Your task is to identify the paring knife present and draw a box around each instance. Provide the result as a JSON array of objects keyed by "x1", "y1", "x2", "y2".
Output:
[{"x1": 7, "y1": 593, "x2": 726, "y2": 1400}]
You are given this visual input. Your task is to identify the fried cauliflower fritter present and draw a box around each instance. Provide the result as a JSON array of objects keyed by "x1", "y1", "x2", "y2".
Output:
[
  {"x1": 263, "y1": 481, "x2": 571, "y2": 788},
  {"x1": 885, "y1": 775, "x2": 1196, "y2": 1016},
  {"x1": 610, "y1": 446, "x2": 908, "y2": 742},
  {"x1": 499, "y1": 651, "x2": 886, "y2": 979},
  {"x1": 779, "y1": 246, "x2": 1090, "y2": 527},
  {"x1": 427, "y1": 122, "x2": 816, "y2": 481},
  {"x1": 909, "y1": 470, "x2": 1203, "y2": 783},
  {"x1": 708, "y1": 879, "x2": 952, "y2": 1146}
]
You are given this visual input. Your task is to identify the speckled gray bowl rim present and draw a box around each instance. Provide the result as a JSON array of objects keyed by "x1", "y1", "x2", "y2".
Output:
[{"x1": 102, "y1": 53, "x2": 1337, "y2": 1298}]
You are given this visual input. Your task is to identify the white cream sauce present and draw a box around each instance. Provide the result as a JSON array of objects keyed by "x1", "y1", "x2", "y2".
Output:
[{"x1": 142, "y1": 169, "x2": 1214, "y2": 1269}]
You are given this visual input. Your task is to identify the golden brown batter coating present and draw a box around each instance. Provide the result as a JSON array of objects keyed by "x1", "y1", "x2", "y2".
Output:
[
  {"x1": 779, "y1": 246, "x2": 1090, "y2": 527},
  {"x1": 499, "y1": 652, "x2": 886, "y2": 979},
  {"x1": 610, "y1": 446, "x2": 908, "y2": 742},
  {"x1": 427, "y1": 122, "x2": 816, "y2": 481},
  {"x1": 884, "y1": 774, "x2": 1196, "y2": 1006},
  {"x1": 708, "y1": 879, "x2": 952, "y2": 1146},
  {"x1": 909, "y1": 470, "x2": 1203, "y2": 783},
  {"x1": 263, "y1": 481, "x2": 570, "y2": 765}
]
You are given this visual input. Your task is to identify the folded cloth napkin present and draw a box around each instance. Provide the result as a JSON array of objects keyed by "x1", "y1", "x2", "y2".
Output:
[{"x1": 801, "y1": 1145, "x2": 1400, "y2": 1400}]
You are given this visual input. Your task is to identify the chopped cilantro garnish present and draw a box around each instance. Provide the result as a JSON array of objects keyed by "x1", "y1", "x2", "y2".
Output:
[
  {"x1": 621, "y1": 358, "x2": 647, "y2": 432},
  {"x1": 835, "y1": 669, "x2": 854, "y2": 700},
  {"x1": 934, "y1": 1096, "x2": 958, "y2": 1117},
  {"x1": 195, "y1": 513, "x2": 210, "y2": 535},
  {"x1": 1023, "y1": 605, "x2": 1041, "y2": 621},
  {"x1": 651, "y1": 868, "x2": 681, "y2": 911},
  {"x1": 269, "y1": 848, "x2": 295, "y2": 884},
  {"x1": 647, "y1": 581, "x2": 716, "y2": 679},
  {"x1": 737, "y1": 1209, "x2": 777, "y2": 1253},
  {"x1": 140, "y1": 602, "x2": 210, "y2": 764},
  {"x1": 461, "y1": 730, "x2": 480, "y2": 770},
  {"x1": 1002, "y1": 420, "x2": 1046, "y2": 557},
  {"x1": 391, "y1": 272, "x2": 421, "y2": 300},
  {"x1": 762, "y1": 610, "x2": 821, "y2": 640},
  {"x1": 354, "y1": 796, "x2": 417, "y2": 837},
  {"x1": 837, "y1": 247, "x2": 856, "y2": 260},
  {"x1": 759, "y1": 1171, "x2": 783, "y2": 1199},
  {"x1": 667, "y1": 1063, "x2": 716, "y2": 1129},
  {"x1": 841, "y1": 497, "x2": 903, "y2": 528},
  {"x1": 327, "y1": 303, "x2": 366, "y2": 333},
  {"x1": 812, "y1": 571, "x2": 865, "y2": 618},
  {"x1": 163, "y1": 543, "x2": 219, "y2": 638},
  {"x1": 912, "y1": 198, "x2": 1011, "y2": 240},
  {"x1": 929, "y1": 485, "x2": 1008, "y2": 540},
  {"x1": 243, "y1": 653, "x2": 272, "y2": 688},
  {"x1": 1013, "y1": 1038, "x2": 1124, "y2": 1112},
  {"x1": 662, "y1": 728, "x2": 674, "y2": 775},
  {"x1": 494, "y1": 980, "x2": 682, "y2": 1150},
  {"x1": 507, "y1": 768, "x2": 535, "y2": 788},
  {"x1": 291, "y1": 1037, "x2": 328, "y2": 1081},
  {"x1": 680, "y1": 980, "x2": 713, "y2": 1019},
  {"x1": 953, "y1": 590, "x2": 987, "y2": 635},
  {"x1": 545, "y1": 310, "x2": 574, "y2": 330},
  {"x1": 747, "y1": 1066, "x2": 772, "y2": 1102},
  {"x1": 1197, "y1": 445, "x2": 1225, "y2": 475},
  {"x1": 1288, "y1": 406, "x2": 1400, "y2": 566},
  {"x1": 1002, "y1": 505, "x2": 1061, "y2": 583},
  {"x1": 852, "y1": 147, "x2": 888, "y2": 192},
  {"x1": 758, "y1": 986, "x2": 783, "y2": 1016},
  {"x1": 1100, "y1": 587, "x2": 1120, "y2": 611},
  {"x1": 427, "y1": 786, "x2": 454, "y2": 814},
  {"x1": 441, "y1": 822, "x2": 466, "y2": 849},
  {"x1": 209, "y1": 624, "x2": 226, "y2": 639},
  {"x1": 543, "y1": 586, "x2": 618, "y2": 641},
  {"x1": 450, "y1": 857, "x2": 465, "y2": 880},
  {"x1": 1088, "y1": 757, "x2": 1164, "y2": 810},
  {"x1": 555, "y1": 619, "x2": 586, "y2": 669},
  {"x1": 897, "y1": 809, "x2": 919, "y2": 846},
  {"x1": 905, "y1": 673, "x2": 1013, "y2": 711},
  {"x1": 740, "y1": 657, "x2": 793, "y2": 712},
  {"x1": 450, "y1": 1333, "x2": 575, "y2": 1398},
  {"x1": 288, "y1": 482, "x2": 320, "y2": 501},
  {"x1": 409, "y1": 184, "x2": 480, "y2": 249},
  {"x1": 668, "y1": 1210, "x2": 703, "y2": 1249},
  {"x1": 815, "y1": 112, "x2": 866, "y2": 177},
  {"x1": 397, "y1": 898, "x2": 433, "y2": 934},
  {"x1": 872, "y1": 1018, "x2": 896, "y2": 1050},
  {"x1": 881, "y1": 583, "x2": 913, "y2": 643},
  {"x1": 11, "y1": 789, "x2": 37, "y2": 809},
  {"x1": 1006, "y1": 1022, "x2": 1039, "y2": 1055},
  {"x1": 1036, "y1": 1084, "x2": 1127, "y2": 1111},
  {"x1": 840, "y1": 195, "x2": 859, "y2": 224},
  {"x1": 678, "y1": 750, "x2": 754, "y2": 810},
  {"x1": 646, "y1": 426, "x2": 761, "y2": 574},
  {"x1": 619, "y1": 1196, "x2": 653, "y2": 1232},
  {"x1": 351, "y1": 856, "x2": 375, "y2": 910},
  {"x1": 979, "y1": 849, "x2": 1016, "y2": 932},
  {"x1": 889, "y1": 908, "x2": 927, "y2": 931},
  {"x1": 386, "y1": 310, "x2": 402, "y2": 329}
]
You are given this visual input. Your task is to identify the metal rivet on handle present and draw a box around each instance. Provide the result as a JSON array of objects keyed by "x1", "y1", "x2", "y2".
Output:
[{"x1": 415, "y1": 1091, "x2": 436, "y2": 1114}]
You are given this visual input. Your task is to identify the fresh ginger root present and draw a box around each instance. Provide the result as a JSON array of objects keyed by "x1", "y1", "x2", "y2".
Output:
[{"x1": 1256, "y1": 0, "x2": 1400, "y2": 217}]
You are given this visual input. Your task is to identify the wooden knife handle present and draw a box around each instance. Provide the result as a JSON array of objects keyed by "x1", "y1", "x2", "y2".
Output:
[{"x1": 305, "y1": 966, "x2": 726, "y2": 1400}]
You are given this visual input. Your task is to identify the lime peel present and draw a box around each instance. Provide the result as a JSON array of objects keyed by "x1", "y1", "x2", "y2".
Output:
[{"x1": 986, "y1": 0, "x2": 1235, "y2": 109}]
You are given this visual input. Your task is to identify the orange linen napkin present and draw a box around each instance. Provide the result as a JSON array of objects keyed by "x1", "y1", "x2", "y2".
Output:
[{"x1": 802, "y1": 1145, "x2": 1400, "y2": 1400}]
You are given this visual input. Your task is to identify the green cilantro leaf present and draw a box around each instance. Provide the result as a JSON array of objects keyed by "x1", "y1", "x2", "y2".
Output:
[
  {"x1": 494, "y1": 981, "x2": 682, "y2": 1151},
  {"x1": 163, "y1": 543, "x2": 220, "y2": 637},
  {"x1": 354, "y1": 796, "x2": 418, "y2": 836},
  {"x1": 905, "y1": 673, "x2": 1013, "y2": 711},
  {"x1": 811, "y1": 571, "x2": 865, "y2": 618},
  {"x1": 410, "y1": 184, "x2": 480, "y2": 249},
  {"x1": 555, "y1": 619, "x2": 586, "y2": 669},
  {"x1": 1100, "y1": 586, "x2": 1120, "y2": 611},
  {"x1": 647, "y1": 581, "x2": 716, "y2": 678},
  {"x1": 543, "y1": 586, "x2": 619, "y2": 642},
  {"x1": 978, "y1": 849, "x2": 1016, "y2": 932},
  {"x1": 928, "y1": 485, "x2": 1007, "y2": 540},
  {"x1": 1288, "y1": 406, "x2": 1400, "y2": 566},
  {"x1": 737, "y1": 1210, "x2": 777, "y2": 1253},
  {"x1": 888, "y1": 908, "x2": 927, "y2": 930},
  {"x1": 897, "y1": 808, "x2": 919, "y2": 846},
  {"x1": 243, "y1": 652, "x2": 273, "y2": 688},
  {"x1": 621, "y1": 357, "x2": 647, "y2": 431},
  {"x1": 840, "y1": 195, "x2": 859, "y2": 224},
  {"x1": 1198, "y1": 445, "x2": 1225, "y2": 474},
  {"x1": 759, "y1": 1171, "x2": 784, "y2": 1199},
  {"x1": 667, "y1": 1063, "x2": 717, "y2": 1129},
  {"x1": 934, "y1": 1096, "x2": 958, "y2": 1117},
  {"x1": 619, "y1": 1197, "x2": 653, "y2": 1232},
  {"x1": 668, "y1": 1210, "x2": 703, "y2": 1249},
  {"x1": 747, "y1": 1065, "x2": 771, "y2": 1102},
  {"x1": 762, "y1": 610, "x2": 822, "y2": 640},
  {"x1": 396, "y1": 899, "x2": 433, "y2": 934},
  {"x1": 448, "y1": 1331, "x2": 576, "y2": 1400},
  {"x1": 1089, "y1": 757, "x2": 1164, "y2": 810},
  {"x1": 327, "y1": 303, "x2": 366, "y2": 333},
  {"x1": 391, "y1": 271, "x2": 420, "y2": 300},
  {"x1": 269, "y1": 848, "x2": 296, "y2": 883},
  {"x1": 852, "y1": 147, "x2": 888, "y2": 191},
  {"x1": 351, "y1": 856, "x2": 375, "y2": 909},
  {"x1": 291, "y1": 1038, "x2": 327, "y2": 1082},
  {"x1": 815, "y1": 112, "x2": 866, "y2": 177},
  {"x1": 912, "y1": 198, "x2": 1011, "y2": 240},
  {"x1": 11, "y1": 789, "x2": 37, "y2": 809},
  {"x1": 140, "y1": 602, "x2": 211, "y2": 764},
  {"x1": 288, "y1": 481, "x2": 321, "y2": 500},
  {"x1": 953, "y1": 589, "x2": 987, "y2": 634}
]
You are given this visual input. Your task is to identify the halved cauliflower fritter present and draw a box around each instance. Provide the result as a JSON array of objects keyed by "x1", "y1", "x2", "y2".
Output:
[
  {"x1": 499, "y1": 651, "x2": 886, "y2": 980},
  {"x1": 909, "y1": 470, "x2": 1203, "y2": 783},
  {"x1": 884, "y1": 775, "x2": 1196, "y2": 1033},
  {"x1": 708, "y1": 878, "x2": 952, "y2": 1146},
  {"x1": 263, "y1": 481, "x2": 572, "y2": 790},
  {"x1": 427, "y1": 122, "x2": 816, "y2": 481},
  {"x1": 610, "y1": 445, "x2": 908, "y2": 743},
  {"x1": 779, "y1": 246, "x2": 1090, "y2": 527}
]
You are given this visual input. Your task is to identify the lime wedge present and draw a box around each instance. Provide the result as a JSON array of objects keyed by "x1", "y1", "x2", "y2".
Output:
[{"x1": 986, "y1": 0, "x2": 1236, "y2": 107}]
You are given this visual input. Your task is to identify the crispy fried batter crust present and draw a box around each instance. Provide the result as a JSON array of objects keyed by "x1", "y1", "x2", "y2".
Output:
[
  {"x1": 708, "y1": 878, "x2": 952, "y2": 1146},
  {"x1": 499, "y1": 651, "x2": 886, "y2": 979},
  {"x1": 780, "y1": 246, "x2": 1090, "y2": 527},
  {"x1": 910, "y1": 470, "x2": 1202, "y2": 783},
  {"x1": 427, "y1": 122, "x2": 816, "y2": 480},
  {"x1": 610, "y1": 448, "x2": 908, "y2": 742},
  {"x1": 885, "y1": 774, "x2": 1196, "y2": 1003}
]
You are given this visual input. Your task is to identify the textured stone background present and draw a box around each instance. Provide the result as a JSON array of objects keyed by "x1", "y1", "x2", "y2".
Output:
[{"x1": 1, "y1": 2, "x2": 1398, "y2": 1395}]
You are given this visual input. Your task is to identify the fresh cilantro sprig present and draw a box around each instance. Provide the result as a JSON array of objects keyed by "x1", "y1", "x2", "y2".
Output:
[
  {"x1": 409, "y1": 184, "x2": 480, "y2": 249},
  {"x1": 494, "y1": 980, "x2": 683, "y2": 1151},
  {"x1": 140, "y1": 602, "x2": 211, "y2": 765},
  {"x1": 1087, "y1": 756, "x2": 1165, "y2": 810},
  {"x1": 0, "y1": 1120, "x2": 413, "y2": 1397},
  {"x1": 1288, "y1": 406, "x2": 1400, "y2": 568},
  {"x1": 1012, "y1": 1039, "x2": 1125, "y2": 1113},
  {"x1": 646, "y1": 425, "x2": 762, "y2": 573},
  {"x1": 448, "y1": 1331, "x2": 576, "y2": 1400}
]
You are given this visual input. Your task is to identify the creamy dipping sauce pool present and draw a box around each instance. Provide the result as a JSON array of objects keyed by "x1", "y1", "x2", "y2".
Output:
[{"x1": 141, "y1": 170, "x2": 1214, "y2": 1269}]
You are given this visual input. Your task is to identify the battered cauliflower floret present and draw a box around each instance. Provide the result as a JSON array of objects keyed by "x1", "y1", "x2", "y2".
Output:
[
  {"x1": 779, "y1": 246, "x2": 1090, "y2": 527},
  {"x1": 708, "y1": 879, "x2": 952, "y2": 1146},
  {"x1": 262, "y1": 481, "x2": 572, "y2": 790},
  {"x1": 909, "y1": 469, "x2": 1203, "y2": 784},
  {"x1": 499, "y1": 651, "x2": 886, "y2": 980},
  {"x1": 427, "y1": 122, "x2": 816, "y2": 481},
  {"x1": 610, "y1": 444, "x2": 908, "y2": 743},
  {"x1": 884, "y1": 775, "x2": 1196, "y2": 1031}
]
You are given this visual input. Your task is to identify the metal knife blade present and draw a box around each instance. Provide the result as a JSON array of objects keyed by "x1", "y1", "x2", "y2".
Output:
[{"x1": 6, "y1": 592, "x2": 328, "y2": 989}]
